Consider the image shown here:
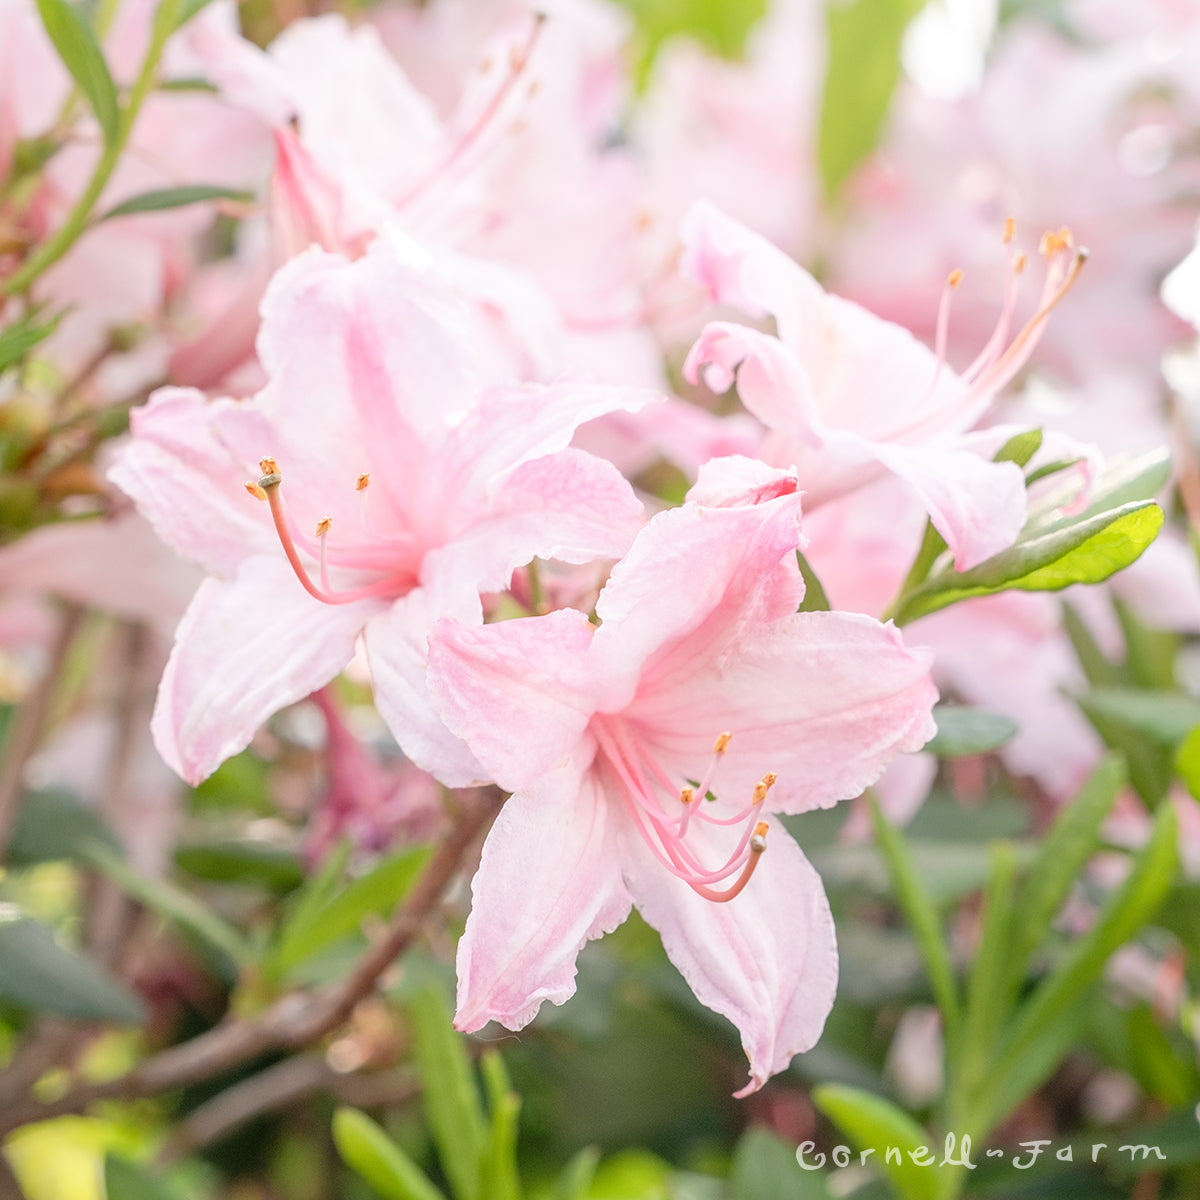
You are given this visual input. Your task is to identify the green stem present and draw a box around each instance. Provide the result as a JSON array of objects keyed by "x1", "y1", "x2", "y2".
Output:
[{"x1": 2, "y1": 0, "x2": 181, "y2": 297}]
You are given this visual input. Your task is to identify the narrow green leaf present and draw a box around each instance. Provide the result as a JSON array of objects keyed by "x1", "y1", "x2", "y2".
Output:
[
  {"x1": 994, "y1": 427, "x2": 1043, "y2": 467},
  {"x1": 895, "y1": 518, "x2": 949, "y2": 601},
  {"x1": 271, "y1": 845, "x2": 430, "y2": 978},
  {"x1": 34, "y1": 0, "x2": 119, "y2": 144},
  {"x1": 103, "y1": 1155, "x2": 183, "y2": 1200},
  {"x1": 1005, "y1": 756, "x2": 1123, "y2": 985},
  {"x1": 923, "y1": 705, "x2": 1017, "y2": 758},
  {"x1": 550, "y1": 1148, "x2": 601, "y2": 1200},
  {"x1": 80, "y1": 840, "x2": 251, "y2": 984},
  {"x1": 1125, "y1": 1004, "x2": 1200, "y2": 1107},
  {"x1": 1076, "y1": 688, "x2": 1200, "y2": 747},
  {"x1": 1176, "y1": 726, "x2": 1200, "y2": 801},
  {"x1": 410, "y1": 985, "x2": 487, "y2": 1200},
  {"x1": 1113, "y1": 597, "x2": 1178, "y2": 689},
  {"x1": 1062, "y1": 601, "x2": 1124, "y2": 687},
  {"x1": 988, "y1": 803, "x2": 1178, "y2": 1130},
  {"x1": 1024, "y1": 456, "x2": 1083, "y2": 485},
  {"x1": 0, "y1": 916, "x2": 145, "y2": 1024},
  {"x1": 174, "y1": 839, "x2": 304, "y2": 892},
  {"x1": 332, "y1": 1108, "x2": 447, "y2": 1200},
  {"x1": 818, "y1": 0, "x2": 926, "y2": 199},
  {"x1": 0, "y1": 314, "x2": 61, "y2": 375},
  {"x1": 895, "y1": 501, "x2": 1163, "y2": 623},
  {"x1": 99, "y1": 185, "x2": 254, "y2": 221},
  {"x1": 796, "y1": 550, "x2": 831, "y2": 612},
  {"x1": 959, "y1": 842, "x2": 1018, "y2": 1094},
  {"x1": 812, "y1": 1084, "x2": 939, "y2": 1200},
  {"x1": 481, "y1": 1051, "x2": 522, "y2": 1200},
  {"x1": 868, "y1": 798, "x2": 961, "y2": 1046}
]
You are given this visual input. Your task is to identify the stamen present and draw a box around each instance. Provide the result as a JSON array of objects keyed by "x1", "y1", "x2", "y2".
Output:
[
  {"x1": 930, "y1": 268, "x2": 963, "y2": 394},
  {"x1": 1003, "y1": 216, "x2": 1016, "y2": 245},
  {"x1": 691, "y1": 823, "x2": 769, "y2": 904},
  {"x1": 249, "y1": 458, "x2": 415, "y2": 607}
]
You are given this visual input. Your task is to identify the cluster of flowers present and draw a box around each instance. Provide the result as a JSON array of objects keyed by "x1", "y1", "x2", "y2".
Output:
[{"x1": 4, "y1": 0, "x2": 1200, "y2": 1096}]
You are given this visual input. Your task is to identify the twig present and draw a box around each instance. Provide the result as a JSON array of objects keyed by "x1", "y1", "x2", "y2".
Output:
[
  {"x1": 157, "y1": 1055, "x2": 419, "y2": 1163},
  {"x1": 0, "y1": 604, "x2": 86, "y2": 860},
  {"x1": 0, "y1": 788, "x2": 501, "y2": 1129}
]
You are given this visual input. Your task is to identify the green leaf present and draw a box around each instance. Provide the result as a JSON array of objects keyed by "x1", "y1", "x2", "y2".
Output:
[
  {"x1": 0, "y1": 313, "x2": 61, "y2": 375},
  {"x1": 98, "y1": 185, "x2": 254, "y2": 221},
  {"x1": 796, "y1": 551, "x2": 831, "y2": 612},
  {"x1": 80, "y1": 840, "x2": 251, "y2": 985},
  {"x1": 1075, "y1": 688, "x2": 1200, "y2": 747},
  {"x1": 270, "y1": 845, "x2": 430, "y2": 978},
  {"x1": 480, "y1": 1051, "x2": 522, "y2": 1200},
  {"x1": 549, "y1": 1148, "x2": 600, "y2": 1200},
  {"x1": 894, "y1": 502, "x2": 1163, "y2": 623},
  {"x1": 995, "y1": 427, "x2": 1043, "y2": 468},
  {"x1": 731, "y1": 1126, "x2": 833, "y2": 1199},
  {"x1": 0, "y1": 915, "x2": 145, "y2": 1024},
  {"x1": 103, "y1": 1155, "x2": 183, "y2": 1200},
  {"x1": 818, "y1": 0, "x2": 926, "y2": 200},
  {"x1": 893, "y1": 451, "x2": 1169, "y2": 624},
  {"x1": 34, "y1": 0, "x2": 120, "y2": 144},
  {"x1": 1004, "y1": 756, "x2": 1123, "y2": 986},
  {"x1": 1124, "y1": 1003, "x2": 1200, "y2": 1107},
  {"x1": 987, "y1": 802, "x2": 1178, "y2": 1130},
  {"x1": 332, "y1": 1108, "x2": 447, "y2": 1200},
  {"x1": 1113, "y1": 597, "x2": 1178, "y2": 689},
  {"x1": 1176, "y1": 725, "x2": 1200, "y2": 801},
  {"x1": 1062, "y1": 601, "x2": 1124, "y2": 687},
  {"x1": 923, "y1": 705, "x2": 1017, "y2": 758},
  {"x1": 812, "y1": 1084, "x2": 939, "y2": 1200},
  {"x1": 410, "y1": 985, "x2": 487, "y2": 1200},
  {"x1": 174, "y1": 839, "x2": 304, "y2": 892},
  {"x1": 616, "y1": 0, "x2": 767, "y2": 83},
  {"x1": 6, "y1": 787, "x2": 122, "y2": 864},
  {"x1": 868, "y1": 798, "x2": 961, "y2": 1047}
]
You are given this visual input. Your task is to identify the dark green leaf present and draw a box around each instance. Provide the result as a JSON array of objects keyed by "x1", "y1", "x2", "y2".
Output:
[
  {"x1": 818, "y1": 0, "x2": 926, "y2": 199},
  {"x1": 6, "y1": 787, "x2": 121, "y2": 864},
  {"x1": 1076, "y1": 688, "x2": 1200, "y2": 747},
  {"x1": 924, "y1": 705, "x2": 1017, "y2": 757},
  {"x1": 34, "y1": 0, "x2": 119, "y2": 144},
  {"x1": 174, "y1": 839, "x2": 304, "y2": 892},
  {"x1": 1062, "y1": 601, "x2": 1124, "y2": 687},
  {"x1": 104, "y1": 1155, "x2": 183, "y2": 1200},
  {"x1": 0, "y1": 915, "x2": 145, "y2": 1024},
  {"x1": 99, "y1": 185, "x2": 254, "y2": 221}
]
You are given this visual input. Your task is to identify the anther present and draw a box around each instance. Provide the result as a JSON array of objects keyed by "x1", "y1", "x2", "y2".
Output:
[
  {"x1": 1014, "y1": 252, "x2": 1027, "y2": 274},
  {"x1": 1003, "y1": 216, "x2": 1016, "y2": 245},
  {"x1": 315, "y1": 517, "x2": 332, "y2": 536},
  {"x1": 713, "y1": 731, "x2": 732, "y2": 754},
  {"x1": 245, "y1": 481, "x2": 268, "y2": 501},
  {"x1": 356, "y1": 473, "x2": 370, "y2": 491},
  {"x1": 752, "y1": 773, "x2": 777, "y2": 804},
  {"x1": 947, "y1": 268, "x2": 963, "y2": 289},
  {"x1": 259, "y1": 456, "x2": 280, "y2": 476},
  {"x1": 749, "y1": 821, "x2": 769, "y2": 854},
  {"x1": 679, "y1": 786, "x2": 695, "y2": 805}
]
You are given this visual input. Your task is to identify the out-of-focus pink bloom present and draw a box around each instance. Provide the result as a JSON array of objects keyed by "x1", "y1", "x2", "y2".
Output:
[
  {"x1": 110, "y1": 228, "x2": 655, "y2": 786},
  {"x1": 428, "y1": 458, "x2": 937, "y2": 1095},
  {"x1": 680, "y1": 202, "x2": 1087, "y2": 569}
]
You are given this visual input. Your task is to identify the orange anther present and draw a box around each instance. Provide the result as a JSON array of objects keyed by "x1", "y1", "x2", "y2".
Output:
[
  {"x1": 356, "y1": 473, "x2": 370, "y2": 491},
  {"x1": 245, "y1": 481, "x2": 268, "y2": 501}
]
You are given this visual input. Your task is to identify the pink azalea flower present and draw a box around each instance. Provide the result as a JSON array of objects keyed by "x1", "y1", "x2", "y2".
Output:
[
  {"x1": 110, "y1": 227, "x2": 655, "y2": 785},
  {"x1": 680, "y1": 201, "x2": 1087, "y2": 569},
  {"x1": 427, "y1": 458, "x2": 937, "y2": 1095}
]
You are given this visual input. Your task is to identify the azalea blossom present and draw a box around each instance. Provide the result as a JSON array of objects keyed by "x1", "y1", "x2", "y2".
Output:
[
  {"x1": 110, "y1": 226, "x2": 656, "y2": 785},
  {"x1": 680, "y1": 200, "x2": 1087, "y2": 570},
  {"x1": 427, "y1": 458, "x2": 937, "y2": 1094}
]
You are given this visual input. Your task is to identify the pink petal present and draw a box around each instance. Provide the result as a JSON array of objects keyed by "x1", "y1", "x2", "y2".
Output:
[
  {"x1": 620, "y1": 813, "x2": 838, "y2": 1096},
  {"x1": 628, "y1": 610, "x2": 938, "y2": 817},
  {"x1": 109, "y1": 387, "x2": 274, "y2": 575},
  {"x1": 591, "y1": 483, "x2": 804, "y2": 703},
  {"x1": 363, "y1": 587, "x2": 490, "y2": 789},
  {"x1": 152, "y1": 556, "x2": 380, "y2": 783},
  {"x1": 427, "y1": 608, "x2": 598, "y2": 791},
  {"x1": 455, "y1": 763, "x2": 633, "y2": 1031}
]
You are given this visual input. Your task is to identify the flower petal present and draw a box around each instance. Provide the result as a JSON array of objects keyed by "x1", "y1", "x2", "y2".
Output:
[
  {"x1": 455, "y1": 762, "x2": 633, "y2": 1031},
  {"x1": 427, "y1": 607, "x2": 598, "y2": 790},
  {"x1": 620, "y1": 813, "x2": 838, "y2": 1096},
  {"x1": 152, "y1": 556, "x2": 380, "y2": 783}
]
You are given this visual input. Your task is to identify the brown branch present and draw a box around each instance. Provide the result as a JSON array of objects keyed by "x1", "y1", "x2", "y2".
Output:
[
  {"x1": 157, "y1": 1054, "x2": 419, "y2": 1163},
  {"x1": 0, "y1": 603, "x2": 86, "y2": 860},
  {"x1": 0, "y1": 789, "x2": 501, "y2": 1130}
]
